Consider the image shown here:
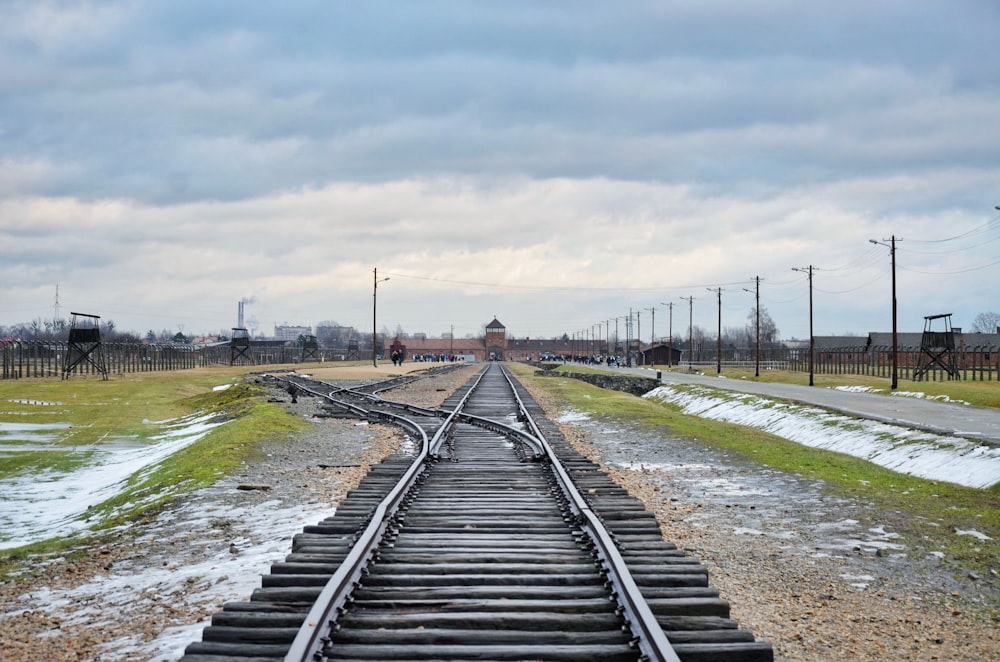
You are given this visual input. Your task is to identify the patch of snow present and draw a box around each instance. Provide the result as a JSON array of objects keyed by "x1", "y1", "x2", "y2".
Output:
[
  {"x1": 833, "y1": 386, "x2": 879, "y2": 394},
  {"x1": 644, "y1": 385, "x2": 1000, "y2": 489},
  {"x1": 733, "y1": 527, "x2": 766, "y2": 536},
  {"x1": 556, "y1": 409, "x2": 591, "y2": 424},
  {"x1": 0, "y1": 421, "x2": 74, "y2": 447},
  {"x1": 841, "y1": 573, "x2": 876, "y2": 589},
  {"x1": 9, "y1": 492, "x2": 333, "y2": 661},
  {"x1": 868, "y1": 525, "x2": 900, "y2": 539},
  {"x1": 0, "y1": 412, "x2": 230, "y2": 550},
  {"x1": 813, "y1": 519, "x2": 860, "y2": 533},
  {"x1": 502, "y1": 413, "x2": 525, "y2": 431},
  {"x1": 211, "y1": 383, "x2": 233, "y2": 391},
  {"x1": 955, "y1": 529, "x2": 992, "y2": 541},
  {"x1": 891, "y1": 391, "x2": 971, "y2": 406}
]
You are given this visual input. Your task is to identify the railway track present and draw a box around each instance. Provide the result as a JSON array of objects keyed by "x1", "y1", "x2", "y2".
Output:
[{"x1": 180, "y1": 363, "x2": 772, "y2": 661}]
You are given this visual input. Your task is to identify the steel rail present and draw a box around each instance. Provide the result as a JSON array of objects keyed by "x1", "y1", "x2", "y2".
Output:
[
  {"x1": 181, "y1": 367, "x2": 769, "y2": 661},
  {"x1": 281, "y1": 364, "x2": 678, "y2": 661},
  {"x1": 281, "y1": 421, "x2": 429, "y2": 660},
  {"x1": 497, "y1": 363, "x2": 681, "y2": 662},
  {"x1": 278, "y1": 372, "x2": 545, "y2": 459},
  {"x1": 280, "y1": 373, "x2": 445, "y2": 420},
  {"x1": 282, "y1": 366, "x2": 492, "y2": 661}
]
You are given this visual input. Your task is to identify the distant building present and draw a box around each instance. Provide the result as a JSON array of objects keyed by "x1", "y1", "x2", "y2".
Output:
[
  {"x1": 383, "y1": 318, "x2": 605, "y2": 362},
  {"x1": 274, "y1": 324, "x2": 312, "y2": 342},
  {"x1": 315, "y1": 325, "x2": 360, "y2": 348}
]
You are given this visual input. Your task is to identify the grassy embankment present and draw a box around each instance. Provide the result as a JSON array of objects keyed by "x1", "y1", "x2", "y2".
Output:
[
  {"x1": 509, "y1": 362, "x2": 1000, "y2": 613},
  {"x1": 0, "y1": 366, "x2": 308, "y2": 564}
]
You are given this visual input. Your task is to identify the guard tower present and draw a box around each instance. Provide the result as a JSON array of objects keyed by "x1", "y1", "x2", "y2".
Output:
[
  {"x1": 345, "y1": 333, "x2": 361, "y2": 361},
  {"x1": 301, "y1": 334, "x2": 319, "y2": 362},
  {"x1": 63, "y1": 312, "x2": 108, "y2": 380},
  {"x1": 914, "y1": 313, "x2": 960, "y2": 381},
  {"x1": 230, "y1": 328, "x2": 255, "y2": 365}
]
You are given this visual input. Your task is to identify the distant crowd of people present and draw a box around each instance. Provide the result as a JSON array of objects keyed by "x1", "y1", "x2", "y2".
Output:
[
  {"x1": 538, "y1": 354, "x2": 632, "y2": 367},
  {"x1": 390, "y1": 351, "x2": 466, "y2": 366}
]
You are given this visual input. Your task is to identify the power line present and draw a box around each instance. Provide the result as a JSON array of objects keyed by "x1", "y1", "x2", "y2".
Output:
[
  {"x1": 906, "y1": 217, "x2": 1000, "y2": 244},
  {"x1": 384, "y1": 271, "x2": 755, "y2": 293},
  {"x1": 899, "y1": 259, "x2": 1000, "y2": 275}
]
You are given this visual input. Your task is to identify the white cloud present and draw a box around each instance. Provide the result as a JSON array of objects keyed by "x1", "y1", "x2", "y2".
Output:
[{"x1": 1, "y1": 1, "x2": 998, "y2": 339}]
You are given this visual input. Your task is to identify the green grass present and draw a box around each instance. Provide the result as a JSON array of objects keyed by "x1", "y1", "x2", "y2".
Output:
[
  {"x1": 0, "y1": 368, "x2": 242, "y2": 481},
  {"x1": 0, "y1": 366, "x2": 308, "y2": 566},
  {"x1": 86, "y1": 385, "x2": 308, "y2": 529},
  {"x1": 511, "y1": 363, "x2": 1000, "y2": 613}
]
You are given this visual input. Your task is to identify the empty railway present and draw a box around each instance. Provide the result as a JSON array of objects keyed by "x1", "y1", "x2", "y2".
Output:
[{"x1": 180, "y1": 362, "x2": 772, "y2": 662}]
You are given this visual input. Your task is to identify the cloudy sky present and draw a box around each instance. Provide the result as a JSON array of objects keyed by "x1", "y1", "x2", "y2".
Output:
[{"x1": 2, "y1": 1, "x2": 998, "y2": 343}]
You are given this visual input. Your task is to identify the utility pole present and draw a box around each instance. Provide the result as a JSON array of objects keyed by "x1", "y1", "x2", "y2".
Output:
[
  {"x1": 625, "y1": 308, "x2": 632, "y2": 368},
  {"x1": 636, "y1": 309, "x2": 642, "y2": 366},
  {"x1": 681, "y1": 296, "x2": 694, "y2": 371},
  {"x1": 706, "y1": 288, "x2": 723, "y2": 374},
  {"x1": 645, "y1": 306, "x2": 656, "y2": 366},
  {"x1": 870, "y1": 236, "x2": 901, "y2": 390},
  {"x1": 792, "y1": 266, "x2": 815, "y2": 386},
  {"x1": 743, "y1": 277, "x2": 762, "y2": 377},
  {"x1": 661, "y1": 302, "x2": 673, "y2": 367},
  {"x1": 372, "y1": 267, "x2": 389, "y2": 367}
]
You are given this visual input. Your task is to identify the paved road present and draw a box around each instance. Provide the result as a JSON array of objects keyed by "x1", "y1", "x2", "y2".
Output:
[{"x1": 590, "y1": 364, "x2": 1000, "y2": 446}]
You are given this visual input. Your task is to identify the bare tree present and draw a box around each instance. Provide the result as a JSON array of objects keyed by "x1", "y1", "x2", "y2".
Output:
[
  {"x1": 971, "y1": 311, "x2": 1000, "y2": 333},
  {"x1": 722, "y1": 325, "x2": 750, "y2": 348},
  {"x1": 746, "y1": 306, "x2": 780, "y2": 347}
]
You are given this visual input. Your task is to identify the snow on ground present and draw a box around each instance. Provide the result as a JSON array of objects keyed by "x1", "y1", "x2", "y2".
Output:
[
  {"x1": 890, "y1": 390, "x2": 972, "y2": 406},
  {"x1": 643, "y1": 385, "x2": 1000, "y2": 489},
  {"x1": 831, "y1": 385, "x2": 971, "y2": 405},
  {"x1": 0, "y1": 412, "x2": 230, "y2": 549},
  {"x1": 832, "y1": 385, "x2": 879, "y2": 394},
  {"x1": 6, "y1": 487, "x2": 333, "y2": 661}
]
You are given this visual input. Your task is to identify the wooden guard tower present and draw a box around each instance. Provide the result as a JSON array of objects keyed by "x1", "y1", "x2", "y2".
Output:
[
  {"x1": 301, "y1": 335, "x2": 319, "y2": 362},
  {"x1": 914, "y1": 313, "x2": 960, "y2": 381},
  {"x1": 230, "y1": 328, "x2": 255, "y2": 365},
  {"x1": 63, "y1": 312, "x2": 108, "y2": 380},
  {"x1": 345, "y1": 333, "x2": 361, "y2": 361}
]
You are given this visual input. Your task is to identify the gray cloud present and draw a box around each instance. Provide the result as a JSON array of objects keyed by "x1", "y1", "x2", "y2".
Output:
[{"x1": 1, "y1": 1, "x2": 998, "y2": 339}]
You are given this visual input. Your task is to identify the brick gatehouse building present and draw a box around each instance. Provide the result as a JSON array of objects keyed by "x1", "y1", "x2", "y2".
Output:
[{"x1": 384, "y1": 318, "x2": 590, "y2": 362}]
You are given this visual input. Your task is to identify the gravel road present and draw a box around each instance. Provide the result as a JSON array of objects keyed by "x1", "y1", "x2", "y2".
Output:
[{"x1": 1, "y1": 364, "x2": 997, "y2": 661}]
